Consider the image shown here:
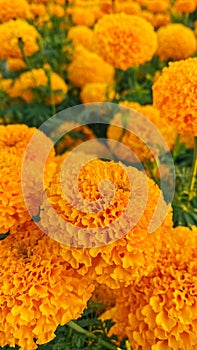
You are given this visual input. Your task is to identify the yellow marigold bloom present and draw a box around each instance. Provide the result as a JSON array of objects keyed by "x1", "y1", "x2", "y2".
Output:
[
  {"x1": 93, "y1": 13, "x2": 157, "y2": 70},
  {"x1": 0, "y1": 0, "x2": 30, "y2": 22},
  {"x1": 7, "y1": 58, "x2": 26, "y2": 71},
  {"x1": 112, "y1": 226, "x2": 197, "y2": 350},
  {"x1": 68, "y1": 46, "x2": 114, "y2": 87},
  {"x1": 9, "y1": 68, "x2": 68, "y2": 104},
  {"x1": 156, "y1": 23, "x2": 197, "y2": 61},
  {"x1": 0, "y1": 221, "x2": 94, "y2": 350},
  {"x1": 153, "y1": 57, "x2": 197, "y2": 135},
  {"x1": 114, "y1": 1, "x2": 141, "y2": 15},
  {"x1": 42, "y1": 156, "x2": 173, "y2": 287},
  {"x1": 139, "y1": 10, "x2": 154, "y2": 25},
  {"x1": 0, "y1": 19, "x2": 40, "y2": 60},
  {"x1": 80, "y1": 83, "x2": 115, "y2": 103},
  {"x1": 68, "y1": 25, "x2": 93, "y2": 50},
  {"x1": 174, "y1": 0, "x2": 196, "y2": 13},
  {"x1": 107, "y1": 102, "x2": 176, "y2": 162},
  {"x1": 138, "y1": 0, "x2": 170, "y2": 13}
]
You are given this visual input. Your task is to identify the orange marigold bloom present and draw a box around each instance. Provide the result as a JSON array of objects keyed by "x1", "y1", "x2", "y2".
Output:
[
  {"x1": 0, "y1": 0, "x2": 30, "y2": 22},
  {"x1": 0, "y1": 124, "x2": 57, "y2": 232},
  {"x1": 68, "y1": 25, "x2": 93, "y2": 50},
  {"x1": 153, "y1": 12, "x2": 171, "y2": 28},
  {"x1": 68, "y1": 46, "x2": 114, "y2": 87},
  {"x1": 111, "y1": 226, "x2": 197, "y2": 349},
  {"x1": 156, "y1": 23, "x2": 197, "y2": 61},
  {"x1": 29, "y1": 3, "x2": 47, "y2": 17},
  {"x1": 0, "y1": 19, "x2": 40, "y2": 60},
  {"x1": 93, "y1": 13, "x2": 157, "y2": 70},
  {"x1": 0, "y1": 221, "x2": 94, "y2": 350},
  {"x1": 80, "y1": 83, "x2": 115, "y2": 103},
  {"x1": 153, "y1": 58, "x2": 197, "y2": 136},
  {"x1": 138, "y1": 0, "x2": 170, "y2": 13},
  {"x1": 41, "y1": 156, "x2": 173, "y2": 287},
  {"x1": 114, "y1": 1, "x2": 141, "y2": 15},
  {"x1": 70, "y1": 7, "x2": 96, "y2": 27},
  {"x1": 107, "y1": 102, "x2": 176, "y2": 162},
  {"x1": 173, "y1": 0, "x2": 196, "y2": 13},
  {"x1": 47, "y1": 3, "x2": 65, "y2": 17},
  {"x1": 8, "y1": 68, "x2": 68, "y2": 104},
  {"x1": 7, "y1": 58, "x2": 26, "y2": 71}
]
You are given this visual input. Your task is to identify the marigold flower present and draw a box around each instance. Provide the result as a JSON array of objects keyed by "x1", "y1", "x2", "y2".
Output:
[
  {"x1": 47, "y1": 3, "x2": 65, "y2": 17},
  {"x1": 156, "y1": 23, "x2": 196, "y2": 61},
  {"x1": 0, "y1": 19, "x2": 40, "y2": 60},
  {"x1": 0, "y1": 124, "x2": 57, "y2": 232},
  {"x1": 110, "y1": 226, "x2": 197, "y2": 350},
  {"x1": 80, "y1": 83, "x2": 115, "y2": 103},
  {"x1": 68, "y1": 46, "x2": 114, "y2": 87},
  {"x1": 153, "y1": 12, "x2": 171, "y2": 28},
  {"x1": 173, "y1": 0, "x2": 196, "y2": 13},
  {"x1": 7, "y1": 58, "x2": 26, "y2": 71},
  {"x1": 29, "y1": 3, "x2": 47, "y2": 17},
  {"x1": 0, "y1": 0, "x2": 30, "y2": 22},
  {"x1": 41, "y1": 156, "x2": 173, "y2": 287},
  {"x1": 107, "y1": 102, "x2": 176, "y2": 162},
  {"x1": 138, "y1": 0, "x2": 170, "y2": 13},
  {"x1": 70, "y1": 7, "x2": 96, "y2": 27},
  {"x1": 114, "y1": 1, "x2": 141, "y2": 15},
  {"x1": 93, "y1": 13, "x2": 157, "y2": 70},
  {"x1": 8, "y1": 68, "x2": 68, "y2": 104},
  {"x1": 68, "y1": 25, "x2": 93, "y2": 50},
  {"x1": 0, "y1": 221, "x2": 94, "y2": 349},
  {"x1": 153, "y1": 57, "x2": 197, "y2": 135}
]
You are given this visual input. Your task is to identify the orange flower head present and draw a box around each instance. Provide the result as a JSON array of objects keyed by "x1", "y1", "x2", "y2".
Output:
[
  {"x1": 93, "y1": 13, "x2": 158, "y2": 70},
  {"x1": 156, "y1": 23, "x2": 197, "y2": 61},
  {"x1": 68, "y1": 25, "x2": 93, "y2": 50},
  {"x1": 80, "y1": 83, "x2": 115, "y2": 103},
  {"x1": 153, "y1": 57, "x2": 197, "y2": 135},
  {"x1": 0, "y1": 19, "x2": 40, "y2": 60},
  {"x1": 111, "y1": 226, "x2": 197, "y2": 349},
  {"x1": 0, "y1": 0, "x2": 30, "y2": 22},
  {"x1": 174, "y1": 0, "x2": 196, "y2": 13},
  {"x1": 40, "y1": 155, "x2": 173, "y2": 287},
  {"x1": 0, "y1": 221, "x2": 94, "y2": 349}
]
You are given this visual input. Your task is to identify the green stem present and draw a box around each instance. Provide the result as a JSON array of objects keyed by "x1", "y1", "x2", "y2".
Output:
[
  {"x1": 67, "y1": 321, "x2": 121, "y2": 350},
  {"x1": 188, "y1": 136, "x2": 197, "y2": 202}
]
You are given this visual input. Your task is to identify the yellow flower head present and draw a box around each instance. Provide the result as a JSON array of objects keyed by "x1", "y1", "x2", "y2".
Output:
[
  {"x1": 0, "y1": 19, "x2": 40, "y2": 60},
  {"x1": 93, "y1": 13, "x2": 157, "y2": 70},
  {"x1": 47, "y1": 3, "x2": 65, "y2": 17},
  {"x1": 69, "y1": 7, "x2": 96, "y2": 27},
  {"x1": 173, "y1": 0, "x2": 196, "y2": 13},
  {"x1": 68, "y1": 25, "x2": 93, "y2": 50},
  {"x1": 41, "y1": 156, "x2": 173, "y2": 287},
  {"x1": 0, "y1": 221, "x2": 94, "y2": 350},
  {"x1": 80, "y1": 83, "x2": 115, "y2": 103},
  {"x1": 156, "y1": 23, "x2": 197, "y2": 61},
  {"x1": 0, "y1": 0, "x2": 30, "y2": 22},
  {"x1": 153, "y1": 57, "x2": 197, "y2": 135},
  {"x1": 68, "y1": 46, "x2": 114, "y2": 87},
  {"x1": 112, "y1": 226, "x2": 197, "y2": 350},
  {"x1": 107, "y1": 102, "x2": 176, "y2": 162},
  {"x1": 29, "y1": 3, "x2": 47, "y2": 17},
  {"x1": 8, "y1": 68, "x2": 68, "y2": 104}
]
